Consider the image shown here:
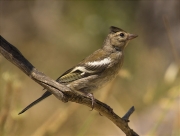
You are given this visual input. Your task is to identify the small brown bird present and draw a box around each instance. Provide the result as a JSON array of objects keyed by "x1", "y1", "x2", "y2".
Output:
[{"x1": 19, "y1": 26, "x2": 138, "y2": 114}]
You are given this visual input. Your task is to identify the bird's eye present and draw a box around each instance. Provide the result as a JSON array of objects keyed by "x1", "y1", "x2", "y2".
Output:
[{"x1": 120, "y1": 33, "x2": 124, "y2": 37}]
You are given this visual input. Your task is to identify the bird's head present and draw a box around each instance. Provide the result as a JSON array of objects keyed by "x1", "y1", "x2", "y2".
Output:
[{"x1": 103, "y1": 26, "x2": 138, "y2": 51}]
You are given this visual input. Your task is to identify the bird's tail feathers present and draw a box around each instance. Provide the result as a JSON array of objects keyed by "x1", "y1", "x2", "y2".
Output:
[{"x1": 18, "y1": 91, "x2": 51, "y2": 115}]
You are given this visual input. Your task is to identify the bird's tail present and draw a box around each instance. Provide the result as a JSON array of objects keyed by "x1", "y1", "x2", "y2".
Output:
[{"x1": 18, "y1": 91, "x2": 52, "y2": 115}]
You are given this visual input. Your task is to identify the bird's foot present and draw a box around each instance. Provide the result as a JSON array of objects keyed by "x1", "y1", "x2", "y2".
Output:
[{"x1": 87, "y1": 93, "x2": 96, "y2": 111}]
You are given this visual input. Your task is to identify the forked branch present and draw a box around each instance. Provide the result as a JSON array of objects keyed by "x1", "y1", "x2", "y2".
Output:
[{"x1": 0, "y1": 35, "x2": 139, "y2": 136}]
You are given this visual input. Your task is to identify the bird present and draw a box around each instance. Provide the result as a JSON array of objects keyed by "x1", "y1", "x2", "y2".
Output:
[{"x1": 18, "y1": 26, "x2": 138, "y2": 115}]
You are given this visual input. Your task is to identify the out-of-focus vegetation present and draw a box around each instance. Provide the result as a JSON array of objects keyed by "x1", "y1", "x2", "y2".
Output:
[{"x1": 0, "y1": 1, "x2": 179, "y2": 136}]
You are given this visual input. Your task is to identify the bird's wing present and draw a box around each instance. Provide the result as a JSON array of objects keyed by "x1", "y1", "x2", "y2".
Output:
[{"x1": 56, "y1": 58, "x2": 111, "y2": 83}]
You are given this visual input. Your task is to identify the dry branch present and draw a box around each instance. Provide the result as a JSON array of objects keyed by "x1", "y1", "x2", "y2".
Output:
[{"x1": 0, "y1": 35, "x2": 139, "y2": 136}]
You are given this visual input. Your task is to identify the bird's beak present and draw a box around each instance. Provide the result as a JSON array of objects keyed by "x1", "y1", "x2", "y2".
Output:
[{"x1": 127, "y1": 33, "x2": 138, "y2": 40}]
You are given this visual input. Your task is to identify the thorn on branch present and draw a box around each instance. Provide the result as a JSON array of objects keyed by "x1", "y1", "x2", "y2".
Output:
[{"x1": 122, "y1": 106, "x2": 135, "y2": 122}]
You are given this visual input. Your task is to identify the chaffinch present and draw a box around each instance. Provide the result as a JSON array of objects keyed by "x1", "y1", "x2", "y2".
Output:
[{"x1": 19, "y1": 26, "x2": 138, "y2": 114}]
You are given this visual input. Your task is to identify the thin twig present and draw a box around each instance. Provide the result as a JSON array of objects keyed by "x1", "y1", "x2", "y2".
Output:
[{"x1": 163, "y1": 16, "x2": 180, "y2": 68}]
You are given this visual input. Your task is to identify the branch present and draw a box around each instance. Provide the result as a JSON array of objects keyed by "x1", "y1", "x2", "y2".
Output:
[{"x1": 0, "y1": 35, "x2": 139, "y2": 136}]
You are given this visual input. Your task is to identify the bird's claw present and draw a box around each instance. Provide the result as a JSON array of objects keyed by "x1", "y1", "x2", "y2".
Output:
[{"x1": 87, "y1": 93, "x2": 95, "y2": 111}]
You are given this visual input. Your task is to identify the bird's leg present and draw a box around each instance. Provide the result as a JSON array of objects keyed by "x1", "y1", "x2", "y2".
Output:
[
  {"x1": 78, "y1": 89, "x2": 96, "y2": 110},
  {"x1": 86, "y1": 92, "x2": 95, "y2": 110}
]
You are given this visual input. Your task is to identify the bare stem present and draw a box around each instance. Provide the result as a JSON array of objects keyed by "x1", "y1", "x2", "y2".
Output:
[{"x1": 163, "y1": 16, "x2": 180, "y2": 68}]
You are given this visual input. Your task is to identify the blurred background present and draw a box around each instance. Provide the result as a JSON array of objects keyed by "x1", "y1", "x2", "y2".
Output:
[{"x1": 0, "y1": 0, "x2": 180, "y2": 136}]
